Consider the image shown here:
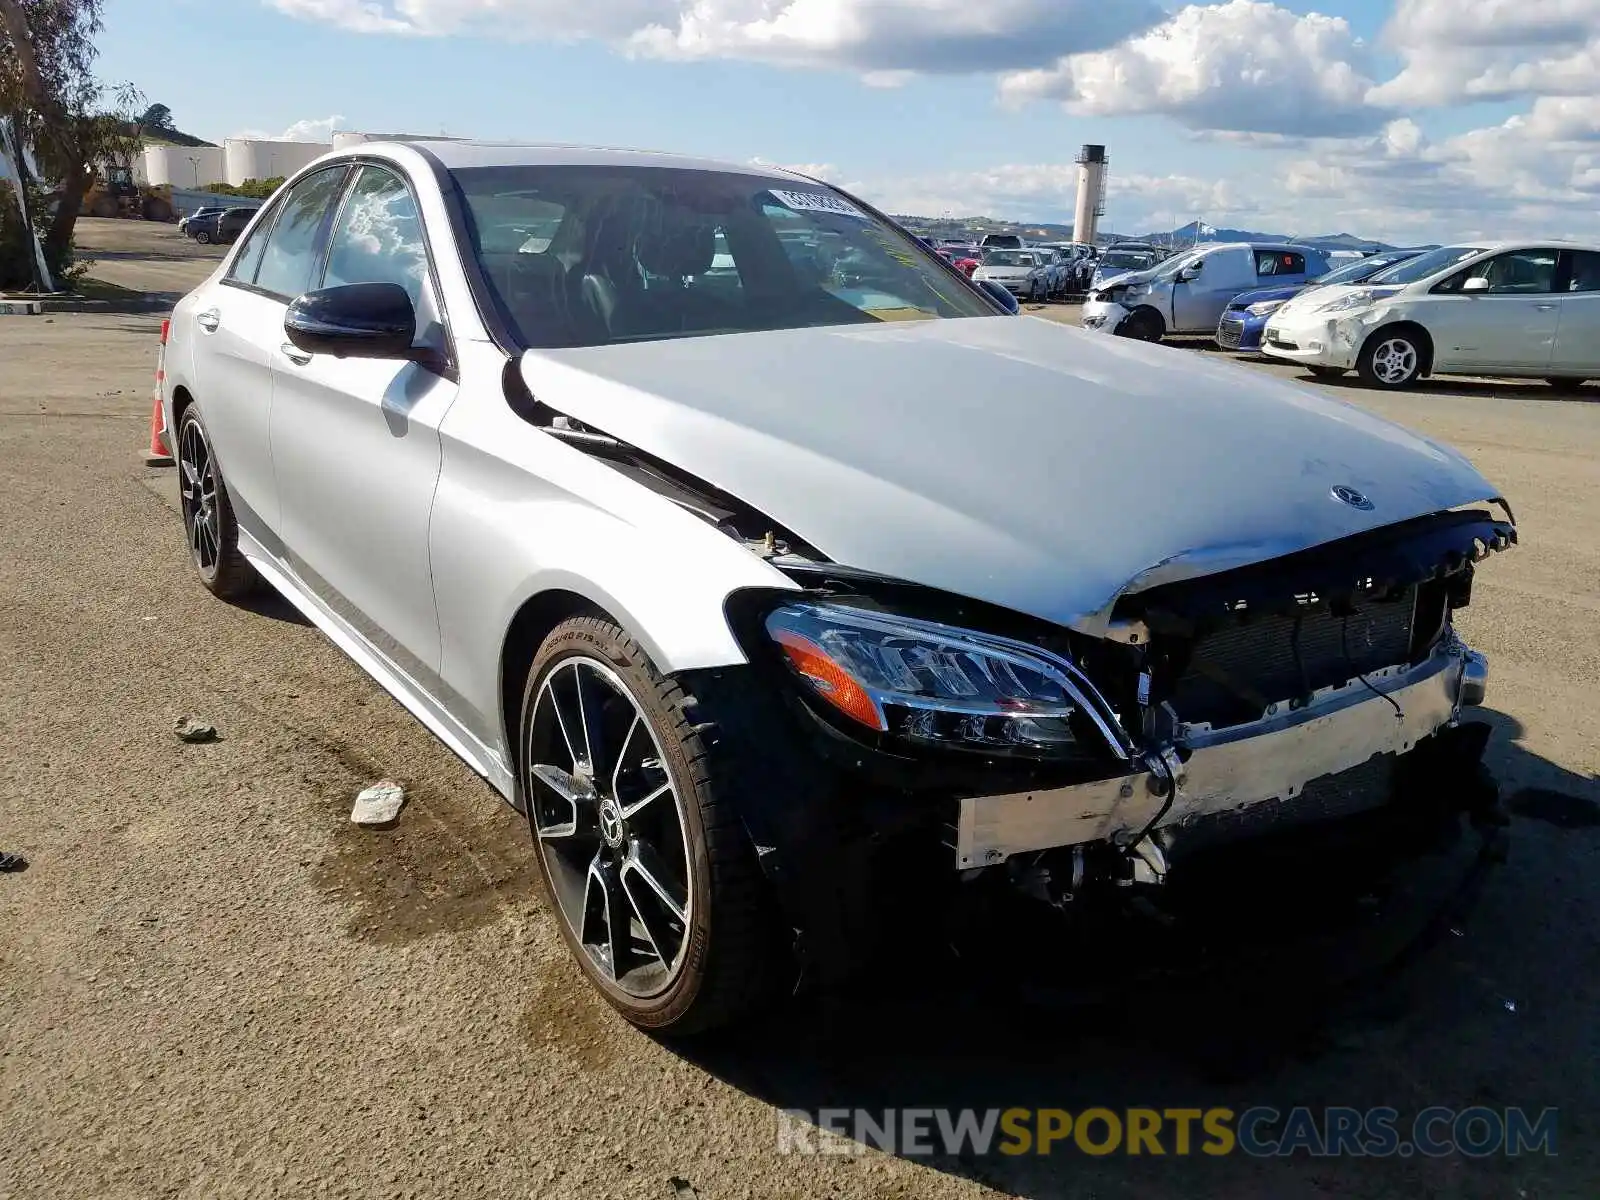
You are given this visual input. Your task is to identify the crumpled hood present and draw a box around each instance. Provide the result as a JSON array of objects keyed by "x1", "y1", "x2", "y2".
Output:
[{"x1": 521, "y1": 316, "x2": 1503, "y2": 635}]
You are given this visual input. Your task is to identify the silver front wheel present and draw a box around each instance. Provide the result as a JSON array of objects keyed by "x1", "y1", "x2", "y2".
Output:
[{"x1": 527, "y1": 655, "x2": 694, "y2": 999}]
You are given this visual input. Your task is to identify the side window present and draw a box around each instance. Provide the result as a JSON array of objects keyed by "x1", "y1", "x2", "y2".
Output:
[
  {"x1": 1565, "y1": 250, "x2": 1600, "y2": 293},
  {"x1": 226, "y1": 202, "x2": 277, "y2": 285},
  {"x1": 253, "y1": 166, "x2": 350, "y2": 300},
  {"x1": 321, "y1": 166, "x2": 430, "y2": 312},
  {"x1": 1257, "y1": 251, "x2": 1305, "y2": 277},
  {"x1": 1459, "y1": 249, "x2": 1560, "y2": 295}
]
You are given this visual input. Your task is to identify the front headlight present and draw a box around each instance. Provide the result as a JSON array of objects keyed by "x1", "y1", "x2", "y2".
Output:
[
  {"x1": 1312, "y1": 290, "x2": 1375, "y2": 315},
  {"x1": 1246, "y1": 299, "x2": 1286, "y2": 317},
  {"x1": 765, "y1": 603, "x2": 1115, "y2": 758}
]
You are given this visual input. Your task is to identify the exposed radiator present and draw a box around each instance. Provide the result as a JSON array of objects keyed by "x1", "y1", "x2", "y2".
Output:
[{"x1": 1171, "y1": 587, "x2": 1417, "y2": 728}]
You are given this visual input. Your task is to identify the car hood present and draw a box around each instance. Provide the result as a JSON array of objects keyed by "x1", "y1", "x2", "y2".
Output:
[
  {"x1": 1230, "y1": 283, "x2": 1305, "y2": 307},
  {"x1": 520, "y1": 317, "x2": 1503, "y2": 636}
]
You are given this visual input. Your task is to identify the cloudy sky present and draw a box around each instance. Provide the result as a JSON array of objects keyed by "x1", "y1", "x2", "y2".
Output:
[{"x1": 95, "y1": 0, "x2": 1600, "y2": 240}]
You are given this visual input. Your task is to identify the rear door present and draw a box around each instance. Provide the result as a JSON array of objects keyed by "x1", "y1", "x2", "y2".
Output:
[
  {"x1": 186, "y1": 165, "x2": 351, "y2": 543},
  {"x1": 1551, "y1": 250, "x2": 1600, "y2": 376},
  {"x1": 1427, "y1": 248, "x2": 1562, "y2": 373},
  {"x1": 267, "y1": 163, "x2": 459, "y2": 681}
]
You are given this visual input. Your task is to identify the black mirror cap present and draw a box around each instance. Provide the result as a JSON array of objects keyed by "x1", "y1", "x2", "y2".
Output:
[
  {"x1": 976, "y1": 279, "x2": 1020, "y2": 314},
  {"x1": 284, "y1": 282, "x2": 418, "y2": 360}
]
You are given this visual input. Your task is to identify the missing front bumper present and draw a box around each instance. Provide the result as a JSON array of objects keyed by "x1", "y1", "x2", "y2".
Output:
[{"x1": 956, "y1": 641, "x2": 1481, "y2": 868}]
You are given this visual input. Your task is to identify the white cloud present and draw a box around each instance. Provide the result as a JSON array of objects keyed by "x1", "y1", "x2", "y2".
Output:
[
  {"x1": 266, "y1": 0, "x2": 1161, "y2": 74},
  {"x1": 1369, "y1": 0, "x2": 1600, "y2": 107},
  {"x1": 999, "y1": 1, "x2": 1383, "y2": 137},
  {"x1": 232, "y1": 115, "x2": 346, "y2": 142}
]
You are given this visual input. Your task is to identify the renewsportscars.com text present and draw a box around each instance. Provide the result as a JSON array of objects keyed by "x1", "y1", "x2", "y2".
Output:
[{"x1": 776, "y1": 1106, "x2": 1557, "y2": 1159}]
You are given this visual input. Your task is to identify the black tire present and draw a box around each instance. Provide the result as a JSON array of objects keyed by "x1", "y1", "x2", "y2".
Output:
[
  {"x1": 1357, "y1": 328, "x2": 1425, "y2": 389},
  {"x1": 520, "y1": 617, "x2": 775, "y2": 1035},
  {"x1": 194, "y1": 230, "x2": 212, "y2": 245},
  {"x1": 1120, "y1": 307, "x2": 1165, "y2": 342},
  {"x1": 1545, "y1": 377, "x2": 1588, "y2": 392},
  {"x1": 1308, "y1": 365, "x2": 1346, "y2": 380},
  {"x1": 175, "y1": 405, "x2": 258, "y2": 599}
]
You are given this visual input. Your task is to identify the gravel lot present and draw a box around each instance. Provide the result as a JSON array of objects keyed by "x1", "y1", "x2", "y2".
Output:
[{"x1": 2, "y1": 220, "x2": 1597, "y2": 1199}]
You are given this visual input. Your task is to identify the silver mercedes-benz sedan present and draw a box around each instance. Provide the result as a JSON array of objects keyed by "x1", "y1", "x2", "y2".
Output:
[{"x1": 158, "y1": 140, "x2": 1515, "y2": 1033}]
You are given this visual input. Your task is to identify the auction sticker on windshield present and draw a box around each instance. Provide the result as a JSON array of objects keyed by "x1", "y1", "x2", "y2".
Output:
[{"x1": 769, "y1": 189, "x2": 869, "y2": 220}]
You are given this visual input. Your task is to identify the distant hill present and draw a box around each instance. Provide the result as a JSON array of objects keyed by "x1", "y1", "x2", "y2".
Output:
[{"x1": 894, "y1": 213, "x2": 1417, "y2": 254}]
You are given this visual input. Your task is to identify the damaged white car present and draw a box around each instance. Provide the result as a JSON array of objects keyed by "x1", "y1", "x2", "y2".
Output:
[{"x1": 159, "y1": 142, "x2": 1515, "y2": 1033}]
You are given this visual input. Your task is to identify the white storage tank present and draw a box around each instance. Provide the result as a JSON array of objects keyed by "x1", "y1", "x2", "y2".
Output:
[
  {"x1": 224, "y1": 138, "x2": 330, "y2": 186},
  {"x1": 143, "y1": 144, "x2": 225, "y2": 188}
]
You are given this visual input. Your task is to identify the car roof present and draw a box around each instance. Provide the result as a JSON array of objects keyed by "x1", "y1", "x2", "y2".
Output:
[{"x1": 351, "y1": 138, "x2": 823, "y2": 182}]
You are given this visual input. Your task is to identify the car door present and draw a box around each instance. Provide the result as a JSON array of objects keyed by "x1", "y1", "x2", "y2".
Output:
[
  {"x1": 1551, "y1": 249, "x2": 1600, "y2": 375},
  {"x1": 1426, "y1": 248, "x2": 1562, "y2": 372},
  {"x1": 186, "y1": 166, "x2": 349, "y2": 543},
  {"x1": 267, "y1": 163, "x2": 460, "y2": 683},
  {"x1": 1172, "y1": 249, "x2": 1245, "y2": 331}
]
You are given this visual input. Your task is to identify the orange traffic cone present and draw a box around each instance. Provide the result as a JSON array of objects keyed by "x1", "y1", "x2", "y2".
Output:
[{"x1": 144, "y1": 393, "x2": 173, "y2": 466}]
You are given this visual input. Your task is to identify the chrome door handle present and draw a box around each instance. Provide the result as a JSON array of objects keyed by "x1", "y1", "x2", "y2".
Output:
[
  {"x1": 279, "y1": 343, "x2": 313, "y2": 365},
  {"x1": 196, "y1": 309, "x2": 220, "y2": 333},
  {"x1": 1534, "y1": 303, "x2": 1558, "y2": 311}
]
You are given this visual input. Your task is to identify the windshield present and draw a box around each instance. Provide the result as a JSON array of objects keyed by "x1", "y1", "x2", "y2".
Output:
[
  {"x1": 1311, "y1": 253, "x2": 1416, "y2": 287},
  {"x1": 1100, "y1": 251, "x2": 1156, "y2": 271},
  {"x1": 1368, "y1": 246, "x2": 1487, "y2": 286},
  {"x1": 984, "y1": 250, "x2": 1035, "y2": 267},
  {"x1": 453, "y1": 166, "x2": 995, "y2": 348},
  {"x1": 1151, "y1": 252, "x2": 1200, "y2": 280}
]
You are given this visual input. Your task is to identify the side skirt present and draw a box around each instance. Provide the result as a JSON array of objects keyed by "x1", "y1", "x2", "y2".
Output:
[{"x1": 236, "y1": 530, "x2": 518, "y2": 805}]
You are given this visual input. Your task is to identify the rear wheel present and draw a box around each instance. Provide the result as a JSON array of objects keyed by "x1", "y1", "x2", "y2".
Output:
[
  {"x1": 521, "y1": 617, "x2": 774, "y2": 1034},
  {"x1": 1358, "y1": 330, "x2": 1424, "y2": 389},
  {"x1": 1546, "y1": 377, "x2": 1588, "y2": 392},
  {"x1": 175, "y1": 405, "x2": 258, "y2": 599}
]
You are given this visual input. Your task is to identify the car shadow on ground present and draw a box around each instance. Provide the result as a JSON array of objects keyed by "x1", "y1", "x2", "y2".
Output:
[{"x1": 674, "y1": 709, "x2": 1598, "y2": 1196}]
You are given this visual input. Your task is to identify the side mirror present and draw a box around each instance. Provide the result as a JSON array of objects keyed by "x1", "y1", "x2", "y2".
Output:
[
  {"x1": 1178, "y1": 265, "x2": 1202, "y2": 283},
  {"x1": 1462, "y1": 276, "x2": 1490, "y2": 293},
  {"x1": 977, "y1": 279, "x2": 1020, "y2": 313},
  {"x1": 284, "y1": 282, "x2": 418, "y2": 360}
]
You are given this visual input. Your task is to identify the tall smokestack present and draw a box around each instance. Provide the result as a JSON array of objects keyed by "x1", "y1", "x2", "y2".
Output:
[{"x1": 1073, "y1": 144, "x2": 1108, "y2": 246}]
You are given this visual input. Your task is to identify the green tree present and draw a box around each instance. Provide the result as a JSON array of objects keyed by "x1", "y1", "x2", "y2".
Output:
[
  {"x1": 0, "y1": 0, "x2": 141, "y2": 280},
  {"x1": 137, "y1": 101, "x2": 171, "y2": 130}
]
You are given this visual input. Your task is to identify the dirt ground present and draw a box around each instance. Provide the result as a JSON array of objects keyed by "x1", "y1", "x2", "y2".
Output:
[{"x1": 1, "y1": 219, "x2": 1597, "y2": 1199}]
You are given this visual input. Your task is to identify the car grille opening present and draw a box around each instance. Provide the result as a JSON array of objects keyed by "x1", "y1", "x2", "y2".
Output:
[
  {"x1": 1169, "y1": 586, "x2": 1418, "y2": 729},
  {"x1": 1217, "y1": 316, "x2": 1245, "y2": 348},
  {"x1": 1266, "y1": 332, "x2": 1299, "y2": 350}
]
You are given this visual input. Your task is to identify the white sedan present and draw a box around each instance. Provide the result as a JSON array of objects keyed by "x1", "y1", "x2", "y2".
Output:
[{"x1": 1261, "y1": 241, "x2": 1600, "y2": 390}]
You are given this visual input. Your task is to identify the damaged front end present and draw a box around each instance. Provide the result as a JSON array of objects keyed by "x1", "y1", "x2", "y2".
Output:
[
  {"x1": 715, "y1": 500, "x2": 1516, "y2": 929},
  {"x1": 950, "y1": 501, "x2": 1515, "y2": 897}
]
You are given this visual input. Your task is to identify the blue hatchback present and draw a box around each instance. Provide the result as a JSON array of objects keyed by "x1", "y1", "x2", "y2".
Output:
[{"x1": 1215, "y1": 250, "x2": 1423, "y2": 351}]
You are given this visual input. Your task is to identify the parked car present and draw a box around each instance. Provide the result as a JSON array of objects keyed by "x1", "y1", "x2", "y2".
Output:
[
  {"x1": 1088, "y1": 248, "x2": 1159, "y2": 293},
  {"x1": 980, "y1": 232, "x2": 1023, "y2": 250},
  {"x1": 186, "y1": 206, "x2": 257, "y2": 245},
  {"x1": 1025, "y1": 249, "x2": 1069, "y2": 301},
  {"x1": 178, "y1": 205, "x2": 227, "y2": 235},
  {"x1": 160, "y1": 141, "x2": 1511, "y2": 1035},
  {"x1": 1083, "y1": 242, "x2": 1331, "y2": 342},
  {"x1": 971, "y1": 248, "x2": 1042, "y2": 297},
  {"x1": 1262, "y1": 241, "x2": 1600, "y2": 389},
  {"x1": 1216, "y1": 250, "x2": 1424, "y2": 352}
]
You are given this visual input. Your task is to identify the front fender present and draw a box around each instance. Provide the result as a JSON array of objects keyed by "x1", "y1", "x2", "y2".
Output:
[{"x1": 429, "y1": 383, "x2": 803, "y2": 763}]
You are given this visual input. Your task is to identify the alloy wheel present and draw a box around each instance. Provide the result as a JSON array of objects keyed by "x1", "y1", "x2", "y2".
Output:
[
  {"x1": 525, "y1": 656, "x2": 694, "y2": 999},
  {"x1": 1371, "y1": 338, "x2": 1418, "y2": 385},
  {"x1": 177, "y1": 419, "x2": 221, "y2": 575}
]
